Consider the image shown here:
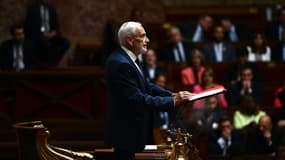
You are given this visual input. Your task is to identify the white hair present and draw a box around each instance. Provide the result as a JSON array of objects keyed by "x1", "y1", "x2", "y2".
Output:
[{"x1": 118, "y1": 21, "x2": 142, "y2": 46}]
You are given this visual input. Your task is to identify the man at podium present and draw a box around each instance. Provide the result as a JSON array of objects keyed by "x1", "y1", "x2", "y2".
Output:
[{"x1": 104, "y1": 21, "x2": 193, "y2": 160}]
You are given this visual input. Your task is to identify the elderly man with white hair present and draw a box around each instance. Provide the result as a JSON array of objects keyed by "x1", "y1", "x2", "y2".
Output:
[{"x1": 104, "y1": 21, "x2": 194, "y2": 160}]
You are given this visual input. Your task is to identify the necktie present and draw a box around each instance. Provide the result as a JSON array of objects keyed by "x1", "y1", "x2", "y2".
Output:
[
  {"x1": 175, "y1": 44, "x2": 185, "y2": 62},
  {"x1": 135, "y1": 58, "x2": 144, "y2": 77},
  {"x1": 223, "y1": 138, "x2": 229, "y2": 157},
  {"x1": 135, "y1": 58, "x2": 141, "y2": 69}
]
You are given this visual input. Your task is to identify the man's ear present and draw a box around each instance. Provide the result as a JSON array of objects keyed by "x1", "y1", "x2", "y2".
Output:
[{"x1": 126, "y1": 36, "x2": 133, "y2": 47}]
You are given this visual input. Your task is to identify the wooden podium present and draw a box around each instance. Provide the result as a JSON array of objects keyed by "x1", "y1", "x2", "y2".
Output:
[{"x1": 93, "y1": 148, "x2": 172, "y2": 160}]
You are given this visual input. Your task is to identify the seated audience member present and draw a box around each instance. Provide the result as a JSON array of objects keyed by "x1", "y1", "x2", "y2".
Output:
[
  {"x1": 246, "y1": 33, "x2": 271, "y2": 62},
  {"x1": 176, "y1": 15, "x2": 213, "y2": 42},
  {"x1": 160, "y1": 26, "x2": 194, "y2": 63},
  {"x1": 220, "y1": 16, "x2": 252, "y2": 42},
  {"x1": 275, "y1": 89, "x2": 285, "y2": 127},
  {"x1": 273, "y1": 81, "x2": 285, "y2": 108},
  {"x1": 24, "y1": 0, "x2": 70, "y2": 67},
  {"x1": 202, "y1": 25, "x2": 236, "y2": 63},
  {"x1": 208, "y1": 116, "x2": 245, "y2": 158},
  {"x1": 193, "y1": 96, "x2": 227, "y2": 132},
  {"x1": 222, "y1": 48, "x2": 260, "y2": 87},
  {"x1": 246, "y1": 115, "x2": 282, "y2": 156},
  {"x1": 153, "y1": 73, "x2": 171, "y2": 130},
  {"x1": 272, "y1": 30, "x2": 285, "y2": 61},
  {"x1": 0, "y1": 24, "x2": 38, "y2": 70},
  {"x1": 265, "y1": 7, "x2": 285, "y2": 41},
  {"x1": 181, "y1": 49, "x2": 206, "y2": 86},
  {"x1": 142, "y1": 49, "x2": 166, "y2": 82},
  {"x1": 233, "y1": 95, "x2": 266, "y2": 129},
  {"x1": 227, "y1": 66, "x2": 264, "y2": 106},
  {"x1": 192, "y1": 67, "x2": 228, "y2": 109}
]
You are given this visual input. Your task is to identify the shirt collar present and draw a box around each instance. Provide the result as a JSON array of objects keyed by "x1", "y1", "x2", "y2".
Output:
[
  {"x1": 121, "y1": 46, "x2": 138, "y2": 62},
  {"x1": 230, "y1": 25, "x2": 236, "y2": 32}
]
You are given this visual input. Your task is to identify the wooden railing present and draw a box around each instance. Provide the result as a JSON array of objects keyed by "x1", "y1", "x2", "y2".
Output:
[{"x1": 0, "y1": 67, "x2": 105, "y2": 121}]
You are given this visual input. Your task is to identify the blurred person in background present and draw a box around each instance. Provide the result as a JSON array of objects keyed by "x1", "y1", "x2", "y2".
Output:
[
  {"x1": 227, "y1": 66, "x2": 264, "y2": 106},
  {"x1": 160, "y1": 26, "x2": 194, "y2": 63},
  {"x1": 181, "y1": 49, "x2": 206, "y2": 87},
  {"x1": 177, "y1": 15, "x2": 214, "y2": 42},
  {"x1": 193, "y1": 96, "x2": 227, "y2": 132},
  {"x1": 272, "y1": 30, "x2": 285, "y2": 61},
  {"x1": 0, "y1": 23, "x2": 38, "y2": 70},
  {"x1": 246, "y1": 33, "x2": 271, "y2": 62},
  {"x1": 266, "y1": 7, "x2": 285, "y2": 41},
  {"x1": 275, "y1": 89, "x2": 285, "y2": 128},
  {"x1": 202, "y1": 25, "x2": 236, "y2": 63},
  {"x1": 24, "y1": 0, "x2": 70, "y2": 67},
  {"x1": 142, "y1": 49, "x2": 166, "y2": 82},
  {"x1": 222, "y1": 48, "x2": 260, "y2": 87},
  {"x1": 208, "y1": 116, "x2": 245, "y2": 158},
  {"x1": 273, "y1": 81, "x2": 285, "y2": 108},
  {"x1": 233, "y1": 95, "x2": 266, "y2": 129},
  {"x1": 192, "y1": 67, "x2": 228, "y2": 109},
  {"x1": 246, "y1": 115, "x2": 282, "y2": 156},
  {"x1": 220, "y1": 16, "x2": 252, "y2": 42}
]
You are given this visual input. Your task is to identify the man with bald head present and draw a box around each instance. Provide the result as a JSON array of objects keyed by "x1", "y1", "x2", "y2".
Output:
[
  {"x1": 105, "y1": 21, "x2": 194, "y2": 160},
  {"x1": 246, "y1": 115, "x2": 282, "y2": 156}
]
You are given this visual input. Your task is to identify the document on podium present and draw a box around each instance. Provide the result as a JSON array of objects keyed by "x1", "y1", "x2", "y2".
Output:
[{"x1": 188, "y1": 85, "x2": 226, "y2": 101}]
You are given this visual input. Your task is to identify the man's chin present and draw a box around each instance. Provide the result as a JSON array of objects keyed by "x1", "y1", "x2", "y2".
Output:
[{"x1": 140, "y1": 48, "x2": 147, "y2": 54}]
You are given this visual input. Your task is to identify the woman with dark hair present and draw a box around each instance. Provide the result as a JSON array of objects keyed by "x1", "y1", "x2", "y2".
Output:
[
  {"x1": 191, "y1": 67, "x2": 228, "y2": 109},
  {"x1": 246, "y1": 33, "x2": 271, "y2": 62},
  {"x1": 233, "y1": 95, "x2": 266, "y2": 129},
  {"x1": 181, "y1": 49, "x2": 206, "y2": 86}
]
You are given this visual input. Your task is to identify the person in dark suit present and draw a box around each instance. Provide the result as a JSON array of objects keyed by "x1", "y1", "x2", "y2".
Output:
[
  {"x1": 202, "y1": 25, "x2": 236, "y2": 63},
  {"x1": 193, "y1": 96, "x2": 228, "y2": 132},
  {"x1": 227, "y1": 66, "x2": 264, "y2": 107},
  {"x1": 208, "y1": 116, "x2": 245, "y2": 158},
  {"x1": 104, "y1": 21, "x2": 194, "y2": 160},
  {"x1": 222, "y1": 48, "x2": 260, "y2": 87},
  {"x1": 0, "y1": 24, "x2": 38, "y2": 70},
  {"x1": 24, "y1": 0, "x2": 69, "y2": 67},
  {"x1": 160, "y1": 26, "x2": 194, "y2": 63},
  {"x1": 220, "y1": 16, "x2": 252, "y2": 42},
  {"x1": 141, "y1": 49, "x2": 166, "y2": 82},
  {"x1": 265, "y1": 7, "x2": 285, "y2": 41},
  {"x1": 176, "y1": 15, "x2": 213, "y2": 42},
  {"x1": 246, "y1": 115, "x2": 282, "y2": 156},
  {"x1": 272, "y1": 30, "x2": 285, "y2": 61}
]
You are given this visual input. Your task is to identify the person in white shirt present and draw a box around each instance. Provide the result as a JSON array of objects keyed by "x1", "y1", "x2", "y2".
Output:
[{"x1": 246, "y1": 33, "x2": 271, "y2": 62}]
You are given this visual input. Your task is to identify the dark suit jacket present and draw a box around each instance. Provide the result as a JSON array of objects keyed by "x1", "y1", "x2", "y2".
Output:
[
  {"x1": 176, "y1": 21, "x2": 211, "y2": 42},
  {"x1": 222, "y1": 62, "x2": 260, "y2": 87},
  {"x1": 227, "y1": 80, "x2": 264, "y2": 106},
  {"x1": 105, "y1": 48, "x2": 174, "y2": 152},
  {"x1": 208, "y1": 129, "x2": 245, "y2": 156},
  {"x1": 141, "y1": 65, "x2": 166, "y2": 82},
  {"x1": 0, "y1": 39, "x2": 38, "y2": 70},
  {"x1": 202, "y1": 42, "x2": 236, "y2": 62},
  {"x1": 246, "y1": 126, "x2": 281, "y2": 155},
  {"x1": 265, "y1": 22, "x2": 282, "y2": 41},
  {"x1": 160, "y1": 41, "x2": 194, "y2": 62},
  {"x1": 24, "y1": 3, "x2": 59, "y2": 40},
  {"x1": 272, "y1": 42, "x2": 285, "y2": 61}
]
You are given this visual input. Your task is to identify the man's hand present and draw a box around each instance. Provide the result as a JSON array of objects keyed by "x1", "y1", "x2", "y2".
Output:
[{"x1": 172, "y1": 91, "x2": 195, "y2": 107}]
